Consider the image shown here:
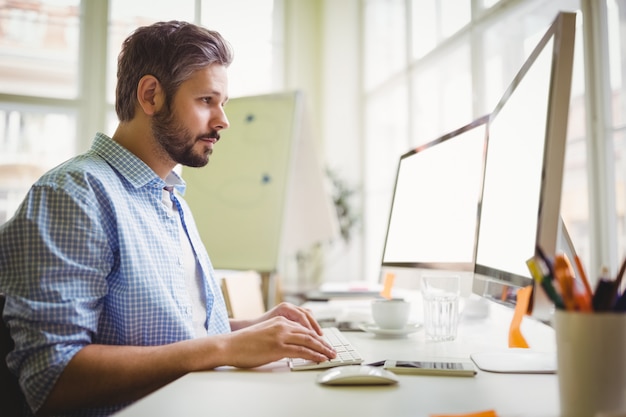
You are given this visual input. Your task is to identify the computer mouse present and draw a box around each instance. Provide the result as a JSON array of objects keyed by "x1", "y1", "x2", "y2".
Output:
[{"x1": 316, "y1": 365, "x2": 399, "y2": 386}]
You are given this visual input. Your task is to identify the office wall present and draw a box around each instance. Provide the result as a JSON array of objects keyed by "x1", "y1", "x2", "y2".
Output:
[
  {"x1": 283, "y1": 0, "x2": 364, "y2": 282},
  {"x1": 320, "y1": 1, "x2": 363, "y2": 283}
]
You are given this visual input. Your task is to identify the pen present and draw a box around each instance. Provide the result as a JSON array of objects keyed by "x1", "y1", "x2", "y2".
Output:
[
  {"x1": 535, "y1": 246, "x2": 554, "y2": 276},
  {"x1": 614, "y1": 289, "x2": 626, "y2": 312},
  {"x1": 609, "y1": 256, "x2": 626, "y2": 312},
  {"x1": 526, "y1": 257, "x2": 565, "y2": 309},
  {"x1": 592, "y1": 267, "x2": 616, "y2": 311},
  {"x1": 593, "y1": 279, "x2": 616, "y2": 311}
]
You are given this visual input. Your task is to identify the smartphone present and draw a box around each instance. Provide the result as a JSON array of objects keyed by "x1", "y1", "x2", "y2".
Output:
[{"x1": 383, "y1": 360, "x2": 477, "y2": 377}]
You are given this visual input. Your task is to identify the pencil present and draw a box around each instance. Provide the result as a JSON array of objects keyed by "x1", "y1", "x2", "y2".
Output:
[
  {"x1": 554, "y1": 254, "x2": 576, "y2": 310},
  {"x1": 574, "y1": 255, "x2": 593, "y2": 301}
]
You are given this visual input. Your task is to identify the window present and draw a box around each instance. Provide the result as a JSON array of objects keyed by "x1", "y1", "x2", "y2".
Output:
[
  {"x1": 609, "y1": 0, "x2": 626, "y2": 259},
  {"x1": 0, "y1": 0, "x2": 281, "y2": 226},
  {"x1": 201, "y1": 0, "x2": 280, "y2": 98},
  {"x1": 0, "y1": 0, "x2": 80, "y2": 224},
  {"x1": 363, "y1": 0, "x2": 406, "y2": 91},
  {"x1": 0, "y1": 0, "x2": 80, "y2": 99},
  {"x1": 362, "y1": 0, "x2": 588, "y2": 282}
]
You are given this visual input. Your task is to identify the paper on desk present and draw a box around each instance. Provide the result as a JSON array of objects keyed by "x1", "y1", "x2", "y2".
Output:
[{"x1": 430, "y1": 409, "x2": 498, "y2": 417}]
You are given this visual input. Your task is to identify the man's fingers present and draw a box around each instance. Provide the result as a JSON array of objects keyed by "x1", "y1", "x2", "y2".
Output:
[{"x1": 289, "y1": 329, "x2": 336, "y2": 359}]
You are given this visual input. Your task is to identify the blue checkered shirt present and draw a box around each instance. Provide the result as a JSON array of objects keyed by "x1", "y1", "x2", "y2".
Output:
[{"x1": 0, "y1": 133, "x2": 231, "y2": 416}]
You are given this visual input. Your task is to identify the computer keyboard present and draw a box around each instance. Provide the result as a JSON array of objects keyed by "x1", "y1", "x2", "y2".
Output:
[{"x1": 289, "y1": 326, "x2": 364, "y2": 371}]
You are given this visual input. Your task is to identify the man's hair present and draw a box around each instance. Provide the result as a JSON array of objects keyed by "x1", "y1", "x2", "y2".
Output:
[{"x1": 115, "y1": 21, "x2": 234, "y2": 121}]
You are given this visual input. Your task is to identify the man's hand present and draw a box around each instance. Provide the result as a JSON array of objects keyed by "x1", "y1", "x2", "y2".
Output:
[{"x1": 220, "y1": 315, "x2": 336, "y2": 369}]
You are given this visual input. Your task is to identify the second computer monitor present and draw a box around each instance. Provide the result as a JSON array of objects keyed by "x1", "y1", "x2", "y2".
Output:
[
  {"x1": 472, "y1": 11, "x2": 576, "y2": 322},
  {"x1": 380, "y1": 115, "x2": 488, "y2": 286}
]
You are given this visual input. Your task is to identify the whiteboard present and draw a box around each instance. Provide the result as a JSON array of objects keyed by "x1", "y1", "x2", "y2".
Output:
[{"x1": 183, "y1": 91, "x2": 339, "y2": 272}]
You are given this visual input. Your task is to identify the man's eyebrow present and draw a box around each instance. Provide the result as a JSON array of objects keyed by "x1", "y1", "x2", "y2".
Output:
[{"x1": 199, "y1": 90, "x2": 227, "y2": 100}]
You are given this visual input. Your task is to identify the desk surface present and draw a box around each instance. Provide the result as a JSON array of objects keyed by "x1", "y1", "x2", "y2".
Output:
[{"x1": 114, "y1": 301, "x2": 560, "y2": 417}]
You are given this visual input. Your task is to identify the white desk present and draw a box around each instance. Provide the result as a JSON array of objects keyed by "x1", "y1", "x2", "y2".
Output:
[{"x1": 113, "y1": 301, "x2": 560, "y2": 417}]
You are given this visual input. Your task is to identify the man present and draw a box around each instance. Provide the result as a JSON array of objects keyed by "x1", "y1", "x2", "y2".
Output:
[{"x1": 0, "y1": 21, "x2": 335, "y2": 417}]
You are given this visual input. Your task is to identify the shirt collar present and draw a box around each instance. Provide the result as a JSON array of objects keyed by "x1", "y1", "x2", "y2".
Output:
[
  {"x1": 91, "y1": 132, "x2": 187, "y2": 195},
  {"x1": 164, "y1": 171, "x2": 187, "y2": 195}
]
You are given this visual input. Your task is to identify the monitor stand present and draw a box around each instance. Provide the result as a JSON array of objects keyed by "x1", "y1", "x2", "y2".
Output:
[{"x1": 470, "y1": 348, "x2": 556, "y2": 374}]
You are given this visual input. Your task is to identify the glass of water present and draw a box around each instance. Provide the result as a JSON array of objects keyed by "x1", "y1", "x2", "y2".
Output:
[{"x1": 421, "y1": 275, "x2": 460, "y2": 341}]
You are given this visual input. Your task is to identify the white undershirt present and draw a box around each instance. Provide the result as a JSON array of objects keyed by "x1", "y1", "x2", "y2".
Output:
[{"x1": 162, "y1": 187, "x2": 208, "y2": 338}]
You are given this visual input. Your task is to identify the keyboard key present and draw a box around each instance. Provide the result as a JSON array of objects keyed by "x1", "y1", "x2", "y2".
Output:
[{"x1": 289, "y1": 327, "x2": 363, "y2": 371}]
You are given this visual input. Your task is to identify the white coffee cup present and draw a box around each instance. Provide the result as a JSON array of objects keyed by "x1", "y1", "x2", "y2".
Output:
[{"x1": 371, "y1": 299, "x2": 410, "y2": 329}]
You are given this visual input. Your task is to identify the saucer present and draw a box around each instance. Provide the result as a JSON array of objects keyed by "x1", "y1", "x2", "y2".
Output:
[{"x1": 359, "y1": 322, "x2": 422, "y2": 337}]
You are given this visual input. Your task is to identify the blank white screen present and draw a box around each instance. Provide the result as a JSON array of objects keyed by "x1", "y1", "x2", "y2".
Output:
[
  {"x1": 475, "y1": 38, "x2": 553, "y2": 278},
  {"x1": 382, "y1": 123, "x2": 486, "y2": 265}
]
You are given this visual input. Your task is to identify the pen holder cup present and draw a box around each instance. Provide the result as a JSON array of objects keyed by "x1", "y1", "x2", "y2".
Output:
[{"x1": 554, "y1": 310, "x2": 626, "y2": 417}]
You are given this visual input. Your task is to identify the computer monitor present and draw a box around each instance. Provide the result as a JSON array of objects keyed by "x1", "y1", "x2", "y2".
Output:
[
  {"x1": 471, "y1": 11, "x2": 576, "y2": 324},
  {"x1": 380, "y1": 114, "x2": 488, "y2": 288}
]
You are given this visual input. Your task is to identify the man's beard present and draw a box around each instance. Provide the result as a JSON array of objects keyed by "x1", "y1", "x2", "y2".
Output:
[{"x1": 151, "y1": 106, "x2": 219, "y2": 168}]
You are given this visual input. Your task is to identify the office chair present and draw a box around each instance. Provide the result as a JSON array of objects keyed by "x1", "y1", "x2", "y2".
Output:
[{"x1": 1, "y1": 293, "x2": 25, "y2": 417}]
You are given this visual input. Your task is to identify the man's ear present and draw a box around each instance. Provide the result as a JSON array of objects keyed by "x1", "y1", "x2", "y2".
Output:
[{"x1": 136, "y1": 75, "x2": 164, "y2": 116}]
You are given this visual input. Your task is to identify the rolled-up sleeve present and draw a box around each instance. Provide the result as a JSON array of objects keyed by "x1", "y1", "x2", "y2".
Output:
[{"x1": 0, "y1": 183, "x2": 111, "y2": 413}]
